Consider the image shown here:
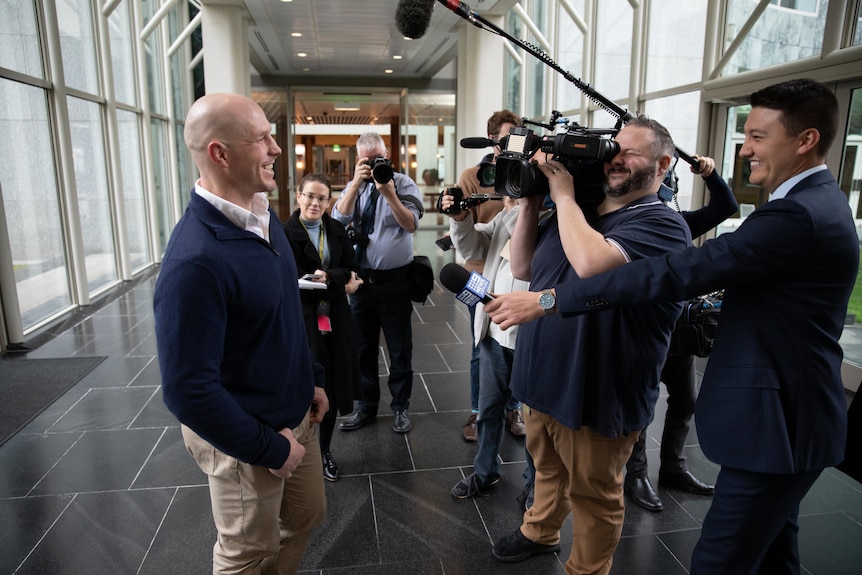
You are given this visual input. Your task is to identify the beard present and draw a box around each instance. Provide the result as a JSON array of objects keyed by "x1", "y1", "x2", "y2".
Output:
[{"x1": 603, "y1": 165, "x2": 656, "y2": 198}]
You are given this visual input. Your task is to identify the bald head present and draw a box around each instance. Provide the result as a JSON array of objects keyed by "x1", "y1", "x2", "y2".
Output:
[
  {"x1": 185, "y1": 93, "x2": 261, "y2": 158},
  {"x1": 183, "y1": 93, "x2": 281, "y2": 203}
]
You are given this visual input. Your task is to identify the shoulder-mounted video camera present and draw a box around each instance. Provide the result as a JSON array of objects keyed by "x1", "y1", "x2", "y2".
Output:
[
  {"x1": 461, "y1": 112, "x2": 620, "y2": 209},
  {"x1": 435, "y1": 187, "x2": 503, "y2": 217}
]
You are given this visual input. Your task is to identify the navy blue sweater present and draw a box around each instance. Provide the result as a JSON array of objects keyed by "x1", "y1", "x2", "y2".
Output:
[{"x1": 154, "y1": 192, "x2": 316, "y2": 469}]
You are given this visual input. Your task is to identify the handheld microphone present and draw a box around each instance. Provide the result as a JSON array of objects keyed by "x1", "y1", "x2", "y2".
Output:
[
  {"x1": 439, "y1": 263, "x2": 494, "y2": 306},
  {"x1": 395, "y1": 0, "x2": 436, "y2": 39}
]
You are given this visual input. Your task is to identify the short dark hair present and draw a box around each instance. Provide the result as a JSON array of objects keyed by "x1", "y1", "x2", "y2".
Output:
[
  {"x1": 298, "y1": 173, "x2": 332, "y2": 195},
  {"x1": 487, "y1": 110, "x2": 521, "y2": 137},
  {"x1": 749, "y1": 78, "x2": 838, "y2": 157},
  {"x1": 625, "y1": 115, "x2": 675, "y2": 161}
]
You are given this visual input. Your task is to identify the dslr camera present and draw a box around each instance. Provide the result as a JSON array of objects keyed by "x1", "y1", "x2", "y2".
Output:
[
  {"x1": 363, "y1": 156, "x2": 394, "y2": 184},
  {"x1": 435, "y1": 187, "x2": 502, "y2": 217}
]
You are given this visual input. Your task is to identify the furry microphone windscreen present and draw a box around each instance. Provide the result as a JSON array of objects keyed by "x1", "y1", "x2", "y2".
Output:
[{"x1": 395, "y1": 0, "x2": 436, "y2": 39}]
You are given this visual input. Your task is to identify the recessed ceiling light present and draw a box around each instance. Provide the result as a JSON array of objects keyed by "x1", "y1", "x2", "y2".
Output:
[
  {"x1": 393, "y1": 55, "x2": 402, "y2": 60},
  {"x1": 385, "y1": 69, "x2": 393, "y2": 74},
  {"x1": 306, "y1": 116, "x2": 312, "y2": 121},
  {"x1": 302, "y1": 68, "x2": 310, "y2": 72},
  {"x1": 297, "y1": 52, "x2": 307, "y2": 58},
  {"x1": 291, "y1": 32, "x2": 302, "y2": 37},
  {"x1": 280, "y1": 0, "x2": 293, "y2": 3}
]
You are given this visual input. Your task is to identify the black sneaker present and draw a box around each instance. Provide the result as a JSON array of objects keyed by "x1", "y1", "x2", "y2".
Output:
[
  {"x1": 492, "y1": 529, "x2": 560, "y2": 563},
  {"x1": 451, "y1": 473, "x2": 500, "y2": 499}
]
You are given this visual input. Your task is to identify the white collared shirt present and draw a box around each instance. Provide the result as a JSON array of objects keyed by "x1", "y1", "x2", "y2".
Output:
[
  {"x1": 194, "y1": 181, "x2": 271, "y2": 242},
  {"x1": 769, "y1": 164, "x2": 828, "y2": 201}
]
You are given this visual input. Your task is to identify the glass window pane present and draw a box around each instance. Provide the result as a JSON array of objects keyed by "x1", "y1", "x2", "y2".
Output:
[
  {"x1": 117, "y1": 109, "x2": 150, "y2": 270},
  {"x1": 527, "y1": 1, "x2": 548, "y2": 120},
  {"x1": 644, "y1": 92, "x2": 711, "y2": 212},
  {"x1": 151, "y1": 118, "x2": 172, "y2": 255},
  {"x1": 108, "y1": 0, "x2": 136, "y2": 105},
  {"x1": 505, "y1": 15, "x2": 522, "y2": 114},
  {"x1": 839, "y1": 88, "x2": 862, "y2": 363},
  {"x1": 67, "y1": 96, "x2": 118, "y2": 293},
  {"x1": 595, "y1": 0, "x2": 632, "y2": 102},
  {"x1": 0, "y1": 79, "x2": 72, "y2": 328},
  {"x1": 58, "y1": 0, "x2": 100, "y2": 94},
  {"x1": 142, "y1": 1, "x2": 165, "y2": 115},
  {"x1": 556, "y1": 0, "x2": 585, "y2": 113},
  {"x1": 176, "y1": 123, "x2": 192, "y2": 213},
  {"x1": 0, "y1": 0, "x2": 43, "y2": 78},
  {"x1": 646, "y1": 0, "x2": 708, "y2": 92},
  {"x1": 724, "y1": 0, "x2": 827, "y2": 76}
]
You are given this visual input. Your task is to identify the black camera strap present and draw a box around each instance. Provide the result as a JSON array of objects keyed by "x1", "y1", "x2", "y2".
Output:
[{"x1": 354, "y1": 183, "x2": 379, "y2": 263}]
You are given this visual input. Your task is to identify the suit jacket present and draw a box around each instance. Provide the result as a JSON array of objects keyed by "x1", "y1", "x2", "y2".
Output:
[
  {"x1": 556, "y1": 170, "x2": 858, "y2": 474},
  {"x1": 284, "y1": 211, "x2": 361, "y2": 416}
]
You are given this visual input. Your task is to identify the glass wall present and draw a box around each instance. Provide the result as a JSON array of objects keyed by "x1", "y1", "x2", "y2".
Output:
[
  {"x1": 0, "y1": 80, "x2": 72, "y2": 327},
  {"x1": 0, "y1": 0, "x2": 193, "y2": 339}
]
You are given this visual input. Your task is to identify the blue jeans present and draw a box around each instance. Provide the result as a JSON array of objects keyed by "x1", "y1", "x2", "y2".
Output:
[
  {"x1": 474, "y1": 336, "x2": 515, "y2": 482},
  {"x1": 470, "y1": 306, "x2": 519, "y2": 413},
  {"x1": 469, "y1": 306, "x2": 480, "y2": 412},
  {"x1": 351, "y1": 278, "x2": 414, "y2": 414}
]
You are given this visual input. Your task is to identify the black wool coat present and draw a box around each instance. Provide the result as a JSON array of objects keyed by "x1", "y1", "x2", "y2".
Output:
[{"x1": 284, "y1": 211, "x2": 361, "y2": 416}]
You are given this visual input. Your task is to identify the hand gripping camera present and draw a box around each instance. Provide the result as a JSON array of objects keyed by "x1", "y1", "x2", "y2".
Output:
[{"x1": 435, "y1": 187, "x2": 503, "y2": 217}]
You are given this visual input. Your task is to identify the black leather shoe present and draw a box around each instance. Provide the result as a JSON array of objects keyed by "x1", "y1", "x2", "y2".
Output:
[
  {"x1": 659, "y1": 470, "x2": 715, "y2": 495},
  {"x1": 322, "y1": 452, "x2": 339, "y2": 482},
  {"x1": 451, "y1": 473, "x2": 500, "y2": 499},
  {"x1": 339, "y1": 410, "x2": 376, "y2": 431},
  {"x1": 625, "y1": 474, "x2": 663, "y2": 512},
  {"x1": 393, "y1": 410, "x2": 411, "y2": 433},
  {"x1": 492, "y1": 529, "x2": 560, "y2": 563}
]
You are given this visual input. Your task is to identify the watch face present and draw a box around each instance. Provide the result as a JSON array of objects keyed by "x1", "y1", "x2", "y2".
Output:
[{"x1": 539, "y1": 292, "x2": 555, "y2": 310}]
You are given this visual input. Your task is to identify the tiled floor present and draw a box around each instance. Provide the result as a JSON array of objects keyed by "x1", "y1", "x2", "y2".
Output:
[{"x1": 2, "y1": 228, "x2": 862, "y2": 574}]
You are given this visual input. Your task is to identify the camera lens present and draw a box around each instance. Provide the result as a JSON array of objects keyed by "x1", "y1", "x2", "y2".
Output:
[
  {"x1": 476, "y1": 162, "x2": 496, "y2": 188},
  {"x1": 372, "y1": 162, "x2": 394, "y2": 184}
]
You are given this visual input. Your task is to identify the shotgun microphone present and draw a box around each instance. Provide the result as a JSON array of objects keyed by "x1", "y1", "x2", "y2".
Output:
[{"x1": 439, "y1": 263, "x2": 494, "y2": 306}]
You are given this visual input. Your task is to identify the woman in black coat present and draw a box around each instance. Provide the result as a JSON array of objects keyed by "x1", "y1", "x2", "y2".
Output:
[{"x1": 284, "y1": 173, "x2": 363, "y2": 481}]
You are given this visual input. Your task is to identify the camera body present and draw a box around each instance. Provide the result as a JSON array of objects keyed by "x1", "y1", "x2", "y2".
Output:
[
  {"x1": 493, "y1": 122, "x2": 620, "y2": 207},
  {"x1": 363, "y1": 156, "x2": 394, "y2": 184},
  {"x1": 346, "y1": 225, "x2": 368, "y2": 248}
]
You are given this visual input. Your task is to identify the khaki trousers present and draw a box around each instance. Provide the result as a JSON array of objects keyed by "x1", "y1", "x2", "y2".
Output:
[
  {"x1": 520, "y1": 405, "x2": 638, "y2": 575},
  {"x1": 182, "y1": 411, "x2": 325, "y2": 575}
]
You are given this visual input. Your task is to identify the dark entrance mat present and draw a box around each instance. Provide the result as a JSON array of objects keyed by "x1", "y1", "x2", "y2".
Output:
[{"x1": 0, "y1": 356, "x2": 106, "y2": 445}]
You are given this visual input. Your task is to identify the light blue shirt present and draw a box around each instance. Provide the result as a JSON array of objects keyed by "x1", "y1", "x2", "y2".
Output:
[
  {"x1": 331, "y1": 172, "x2": 423, "y2": 270},
  {"x1": 769, "y1": 164, "x2": 828, "y2": 201}
]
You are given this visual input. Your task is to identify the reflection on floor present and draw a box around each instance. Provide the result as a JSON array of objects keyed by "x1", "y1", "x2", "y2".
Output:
[{"x1": 2, "y1": 228, "x2": 861, "y2": 575}]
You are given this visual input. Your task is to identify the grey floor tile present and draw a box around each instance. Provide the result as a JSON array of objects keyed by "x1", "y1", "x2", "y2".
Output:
[
  {"x1": 30, "y1": 428, "x2": 165, "y2": 495},
  {"x1": 15, "y1": 489, "x2": 173, "y2": 575}
]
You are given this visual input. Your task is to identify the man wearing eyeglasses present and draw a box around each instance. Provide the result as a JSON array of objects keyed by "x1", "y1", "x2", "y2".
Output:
[{"x1": 331, "y1": 132, "x2": 424, "y2": 434}]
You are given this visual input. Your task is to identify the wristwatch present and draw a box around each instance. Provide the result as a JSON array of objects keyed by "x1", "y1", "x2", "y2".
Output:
[{"x1": 538, "y1": 289, "x2": 557, "y2": 315}]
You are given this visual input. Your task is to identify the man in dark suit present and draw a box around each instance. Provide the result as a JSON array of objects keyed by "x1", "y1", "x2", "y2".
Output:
[{"x1": 484, "y1": 78, "x2": 858, "y2": 574}]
